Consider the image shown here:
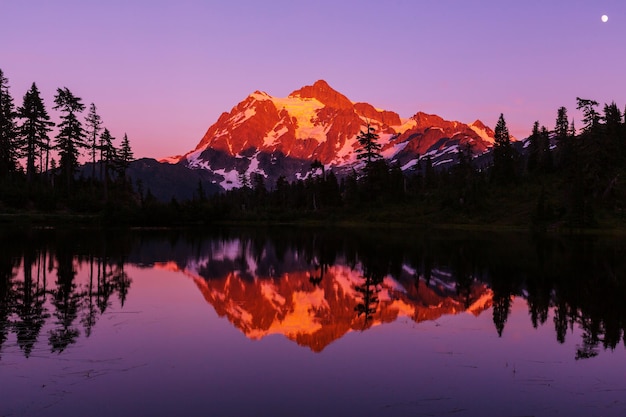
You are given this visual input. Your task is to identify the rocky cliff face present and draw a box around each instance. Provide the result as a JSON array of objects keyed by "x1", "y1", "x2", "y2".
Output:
[{"x1": 165, "y1": 80, "x2": 500, "y2": 190}]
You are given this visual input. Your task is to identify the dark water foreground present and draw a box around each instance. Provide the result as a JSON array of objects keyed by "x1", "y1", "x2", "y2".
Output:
[{"x1": 1, "y1": 227, "x2": 625, "y2": 417}]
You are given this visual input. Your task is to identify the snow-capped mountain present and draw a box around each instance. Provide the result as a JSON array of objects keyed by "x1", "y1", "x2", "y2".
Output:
[{"x1": 164, "y1": 80, "x2": 499, "y2": 190}]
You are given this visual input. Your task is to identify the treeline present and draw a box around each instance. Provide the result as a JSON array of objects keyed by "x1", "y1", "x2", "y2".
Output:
[
  {"x1": 187, "y1": 101, "x2": 626, "y2": 229},
  {"x1": 0, "y1": 69, "x2": 135, "y2": 213}
]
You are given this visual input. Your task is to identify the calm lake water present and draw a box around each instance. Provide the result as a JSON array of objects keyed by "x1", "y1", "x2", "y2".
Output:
[{"x1": 1, "y1": 227, "x2": 625, "y2": 417}]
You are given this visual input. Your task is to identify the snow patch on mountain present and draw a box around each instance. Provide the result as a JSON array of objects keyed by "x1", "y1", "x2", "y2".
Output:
[
  {"x1": 470, "y1": 124, "x2": 493, "y2": 144},
  {"x1": 214, "y1": 168, "x2": 240, "y2": 190},
  {"x1": 231, "y1": 107, "x2": 257, "y2": 127},
  {"x1": 265, "y1": 125, "x2": 289, "y2": 147}
]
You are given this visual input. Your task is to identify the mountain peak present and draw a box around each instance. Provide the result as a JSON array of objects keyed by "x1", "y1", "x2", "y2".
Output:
[
  {"x1": 289, "y1": 80, "x2": 353, "y2": 109},
  {"x1": 471, "y1": 119, "x2": 488, "y2": 130}
]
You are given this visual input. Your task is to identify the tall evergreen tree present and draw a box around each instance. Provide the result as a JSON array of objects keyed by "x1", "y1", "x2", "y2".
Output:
[
  {"x1": 84, "y1": 103, "x2": 102, "y2": 180},
  {"x1": 576, "y1": 97, "x2": 600, "y2": 135},
  {"x1": 554, "y1": 106, "x2": 569, "y2": 140},
  {"x1": 0, "y1": 69, "x2": 19, "y2": 178},
  {"x1": 99, "y1": 128, "x2": 116, "y2": 201},
  {"x1": 17, "y1": 83, "x2": 54, "y2": 182},
  {"x1": 491, "y1": 113, "x2": 515, "y2": 183},
  {"x1": 355, "y1": 123, "x2": 382, "y2": 167},
  {"x1": 53, "y1": 87, "x2": 86, "y2": 189},
  {"x1": 118, "y1": 133, "x2": 133, "y2": 177}
]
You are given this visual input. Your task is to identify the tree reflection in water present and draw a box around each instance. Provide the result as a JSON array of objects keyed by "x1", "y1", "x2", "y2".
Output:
[
  {"x1": 0, "y1": 229, "x2": 133, "y2": 357},
  {"x1": 0, "y1": 227, "x2": 625, "y2": 359}
]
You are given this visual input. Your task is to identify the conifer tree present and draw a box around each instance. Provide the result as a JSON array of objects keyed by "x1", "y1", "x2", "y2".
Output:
[
  {"x1": 0, "y1": 69, "x2": 19, "y2": 178},
  {"x1": 491, "y1": 113, "x2": 515, "y2": 183},
  {"x1": 84, "y1": 103, "x2": 102, "y2": 180},
  {"x1": 355, "y1": 123, "x2": 382, "y2": 167},
  {"x1": 99, "y1": 128, "x2": 116, "y2": 175},
  {"x1": 17, "y1": 83, "x2": 54, "y2": 182},
  {"x1": 118, "y1": 133, "x2": 133, "y2": 176},
  {"x1": 53, "y1": 87, "x2": 86, "y2": 189},
  {"x1": 99, "y1": 128, "x2": 116, "y2": 201},
  {"x1": 554, "y1": 106, "x2": 569, "y2": 140},
  {"x1": 577, "y1": 98, "x2": 600, "y2": 135}
]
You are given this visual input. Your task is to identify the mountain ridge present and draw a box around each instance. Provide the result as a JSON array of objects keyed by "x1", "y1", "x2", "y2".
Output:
[{"x1": 163, "y1": 80, "x2": 503, "y2": 190}]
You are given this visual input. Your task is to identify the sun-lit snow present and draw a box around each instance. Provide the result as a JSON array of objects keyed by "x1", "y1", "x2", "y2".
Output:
[
  {"x1": 394, "y1": 118, "x2": 417, "y2": 132},
  {"x1": 264, "y1": 125, "x2": 289, "y2": 147},
  {"x1": 334, "y1": 136, "x2": 358, "y2": 164},
  {"x1": 160, "y1": 156, "x2": 182, "y2": 164},
  {"x1": 271, "y1": 96, "x2": 326, "y2": 140},
  {"x1": 230, "y1": 106, "x2": 257, "y2": 128},
  {"x1": 470, "y1": 122, "x2": 494, "y2": 144},
  {"x1": 381, "y1": 136, "x2": 409, "y2": 160},
  {"x1": 249, "y1": 91, "x2": 271, "y2": 102}
]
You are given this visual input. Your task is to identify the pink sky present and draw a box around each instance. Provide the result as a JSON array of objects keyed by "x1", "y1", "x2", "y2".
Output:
[{"x1": 2, "y1": 0, "x2": 624, "y2": 160}]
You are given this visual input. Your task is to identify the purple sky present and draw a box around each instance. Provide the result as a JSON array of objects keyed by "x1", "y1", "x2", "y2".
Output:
[{"x1": 2, "y1": 0, "x2": 625, "y2": 159}]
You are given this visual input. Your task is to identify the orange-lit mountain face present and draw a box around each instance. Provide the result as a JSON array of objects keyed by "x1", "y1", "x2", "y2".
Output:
[
  {"x1": 159, "y1": 255, "x2": 493, "y2": 352},
  {"x1": 163, "y1": 80, "x2": 499, "y2": 190}
]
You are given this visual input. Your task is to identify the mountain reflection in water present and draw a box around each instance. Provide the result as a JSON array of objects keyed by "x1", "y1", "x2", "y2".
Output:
[{"x1": 1, "y1": 227, "x2": 625, "y2": 360}]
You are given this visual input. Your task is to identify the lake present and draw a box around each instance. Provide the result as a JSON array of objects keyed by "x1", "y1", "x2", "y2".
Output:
[{"x1": 1, "y1": 227, "x2": 625, "y2": 416}]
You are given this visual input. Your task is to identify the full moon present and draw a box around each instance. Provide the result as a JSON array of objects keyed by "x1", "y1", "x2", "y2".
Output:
[{"x1": 602, "y1": 14, "x2": 609, "y2": 22}]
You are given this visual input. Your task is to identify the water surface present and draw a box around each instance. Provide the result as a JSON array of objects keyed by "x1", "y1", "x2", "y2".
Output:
[{"x1": 1, "y1": 228, "x2": 625, "y2": 416}]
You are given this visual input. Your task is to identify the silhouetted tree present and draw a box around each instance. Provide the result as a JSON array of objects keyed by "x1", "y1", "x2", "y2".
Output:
[
  {"x1": 491, "y1": 113, "x2": 515, "y2": 183},
  {"x1": 118, "y1": 133, "x2": 134, "y2": 177},
  {"x1": 84, "y1": 103, "x2": 102, "y2": 180},
  {"x1": 53, "y1": 87, "x2": 86, "y2": 190},
  {"x1": 48, "y1": 249, "x2": 81, "y2": 352},
  {"x1": 354, "y1": 270, "x2": 382, "y2": 327},
  {"x1": 0, "y1": 69, "x2": 19, "y2": 178},
  {"x1": 555, "y1": 106, "x2": 569, "y2": 140},
  {"x1": 355, "y1": 123, "x2": 382, "y2": 167},
  {"x1": 14, "y1": 250, "x2": 49, "y2": 357},
  {"x1": 99, "y1": 128, "x2": 116, "y2": 200},
  {"x1": 577, "y1": 98, "x2": 601, "y2": 134},
  {"x1": 17, "y1": 83, "x2": 54, "y2": 182},
  {"x1": 0, "y1": 247, "x2": 18, "y2": 359}
]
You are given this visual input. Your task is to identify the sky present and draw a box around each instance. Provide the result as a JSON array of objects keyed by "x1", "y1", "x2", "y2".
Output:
[{"x1": 2, "y1": 0, "x2": 625, "y2": 160}]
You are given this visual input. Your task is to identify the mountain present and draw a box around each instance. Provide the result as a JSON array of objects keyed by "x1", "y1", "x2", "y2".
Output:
[{"x1": 164, "y1": 80, "x2": 501, "y2": 190}]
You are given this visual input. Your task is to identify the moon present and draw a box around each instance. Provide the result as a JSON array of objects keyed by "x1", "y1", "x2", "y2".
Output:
[{"x1": 602, "y1": 14, "x2": 609, "y2": 23}]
